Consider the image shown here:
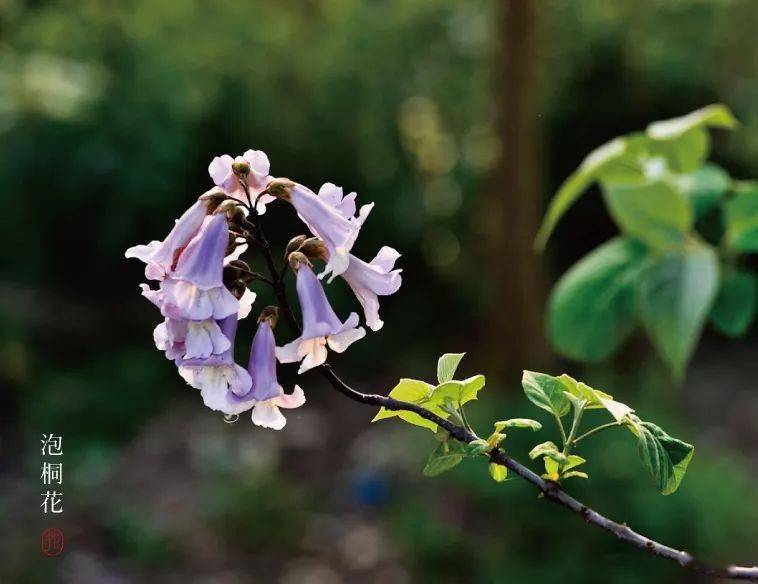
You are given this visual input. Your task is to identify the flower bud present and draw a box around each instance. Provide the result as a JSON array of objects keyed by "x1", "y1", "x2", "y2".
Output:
[
  {"x1": 199, "y1": 188, "x2": 228, "y2": 213},
  {"x1": 288, "y1": 251, "x2": 310, "y2": 271},
  {"x1": 284, "y1": 235, "x2": 308, "y2": 260},
  {"x1": 266, "y1": 178, "x2": 295, "y2": 201},
  {"x1": 257, "y1": 305, "x2": 279, "y2": 328},
  {"x1": 298, "y1": 237, "x2": 328, "y2": 261},
  {"x1": 231, "y1": 156, "x2": 251, "y2": 177},
  {"x1": 229, "y1": 280, "x2": 248, "y2": 299}
]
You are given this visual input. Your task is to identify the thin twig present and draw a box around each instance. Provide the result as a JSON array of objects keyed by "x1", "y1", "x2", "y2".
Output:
[{"x1": 242, "y1": 195, "x2": 758, "y2": 582}]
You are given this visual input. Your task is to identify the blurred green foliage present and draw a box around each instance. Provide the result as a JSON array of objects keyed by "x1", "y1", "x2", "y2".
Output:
[{"x1": 0, "y1": 0, "x2": 756, "y2": 581}]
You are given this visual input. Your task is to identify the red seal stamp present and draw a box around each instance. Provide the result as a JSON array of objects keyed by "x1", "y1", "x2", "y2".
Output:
[{"x1": 41, "y1": 526, "x2": 64, "y2": 557}]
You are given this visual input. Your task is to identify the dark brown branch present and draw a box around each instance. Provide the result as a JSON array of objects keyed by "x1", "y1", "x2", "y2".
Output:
[{"x1": 245, "y1": 193, "x2": 758, "y2": 582}]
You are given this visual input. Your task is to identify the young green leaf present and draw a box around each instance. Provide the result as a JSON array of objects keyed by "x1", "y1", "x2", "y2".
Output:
[
  {"x1": 423, "y1": 442, "x2": 465, "y2": 477},
  {"x1": 630, "y1": 419, "x2": 694, "y2": 495},
  {"x1": 559, "y1": 375, "x2": 633, "y2": 421},
  {"x1": 437, "y1": 353, "x2": 466, "y2": 384},
  {"x1": 522, "y1": 371, "x2": 571, "y2": 417},
  {"x1": 488, "y1": 462, "x2": 508, "y2": 482},
  {"x1": 529, "y1": 441, "x2": 560, "y2": 460},
  {"x1": 494, "y1": 419, "x2": 542, "y2": 432},
  {"x1": 709, "y1": 267, "x2": 757, "y2": 337},
  {"x1": 432, "y1": 375, "x2": 486, "y2": 406},
  {"x1": 548, "y1": 238, "x2": 646, "y2": 362},
  {"x1": 563, "y1": 454, "x2": 587, "y2": 471},
  {"x1": 372, "y1": 378, "x2": 443, "y2": 432},
  {"x1": 603, "y1": 181, "x2": 693, "y2": 251},
  {"x1": 635, "y1": 244, "x2": 719, "y2": 378},
  {"x1": 466, "y1": 439, "x2": 490, "y2": 456},
  {"x1": 562, "y1": 471, "x2": 589, "y2": 480},
  {"x1": 724, "y1": 184, "x2": 758, "y2": 253}
]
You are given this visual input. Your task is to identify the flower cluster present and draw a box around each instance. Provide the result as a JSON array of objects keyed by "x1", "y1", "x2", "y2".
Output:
[{"x1": 126, "y1": 149, "x2": 402, "y2": 429}]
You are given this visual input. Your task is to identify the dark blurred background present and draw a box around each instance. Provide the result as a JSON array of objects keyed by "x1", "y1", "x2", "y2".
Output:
[{"x1": 1, "y1": 1, "x2": 757, "y2": 582}]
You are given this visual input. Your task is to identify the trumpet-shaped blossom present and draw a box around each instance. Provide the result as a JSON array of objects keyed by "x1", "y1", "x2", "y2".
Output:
[
  {"x1": 177, "y1": 315, "x2": 254, "y2": 415},
  {"x1": 243, "y1": 314, "x2": 306, "y2": 430},
  {"x1": 208, "y1": 149, "x2": 275, "y2": 214},
  {"x1": 160, "y1": 213, "x2": 239, "y2": 321},
  {"x1": 268, "y1": 180, "x2": 373, "y2": 282},
  {"x1": 125, "y1": 200, "x2": 207, "y2": 280},
  {"x1": 276, "y1": 256, "x2": 365, "y2": 373},
  {"x1": 341, "y1": 247, "x2": 403, "y2": 331}
]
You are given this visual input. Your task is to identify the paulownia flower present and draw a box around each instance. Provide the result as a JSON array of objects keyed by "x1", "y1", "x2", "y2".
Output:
[
  {"x1": 177, "y1": 315, "x2": 254, "y2": 415},
  {"x1": 276, "y1": 253, "x2": 365, "y2": 373},
  {"x1": 293, "y1": 238, "x2": 402, "y2": 332},
  {"x1": 341, "y1": 247, "x2": 402, "y2": 332},
  {"x1": 208, "y1": 149, "x2": 275, "y2": 214},
  {"x1": 125, "y1": 200, "x2": 207, "y2": 280},
  {"x1": 244, "y1": 307, "x2": 305, "y2": 430},
  {"x1": 267, "y1": 179, "x2": 373, "y2": 282},
  {"x1": 160, "y1": 213, "x2": 239, "y2": 321}
]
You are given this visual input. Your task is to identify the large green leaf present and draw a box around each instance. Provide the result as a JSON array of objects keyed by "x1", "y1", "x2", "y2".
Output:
[
  {"x1": 603, "y1": 181, "x2": 693, "y2": 251},
  {"x1": 521, "y1": 371, "x2": 571, "y2": 417},
  {"x1": 725, "y1": 183, "x2": 758, "y2": 252},
  {"x1": 709, "y1": 267, "x2": 757, "y2": 337},
  {"x1": 548, "y1": 238, "x2": 646, "y2": 362},
  {"x1": 678, "y1": 163, "x2": 731, "y2": 218},
  {"x1": 535, "y1": 137, "x2": 639, "y2": 249},
  {"x1": 631, "y1": 420, "x2": 694, "y2": 495},
  {"x1": 646, "y1": 103, "x2": 737, "y2": 140},
  {"x1": 437, "y1": 353, "x2": 465, "y2": 384},
  {"x1": 635, "y1": 245, "x2": 719, "y2": 378}
]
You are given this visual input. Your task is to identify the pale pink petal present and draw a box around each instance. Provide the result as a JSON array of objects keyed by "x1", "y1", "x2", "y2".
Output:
[
  {"x1": 273, "y1": 385, "x2": 306, "y2": 409},
  {"x1": 327, "y1": 325, "x2": 365, "y2": 353}
]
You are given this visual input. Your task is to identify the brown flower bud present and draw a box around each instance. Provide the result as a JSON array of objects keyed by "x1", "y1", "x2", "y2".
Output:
[
  {"x1": 284, "y1": 235, "x2": 308, "y2": 260},
  {"x1": 288, "y1": 251, "x2": 310, "y2": 271},
  {"x1": 199, "y1": 188, "x2": 227, "y2": 213},
  {"x1": 298, "y1": 237, "x2": 328, "y2": 261},
  {"x1": 229, "y1": 280, "x2": 248, "y2": 300},
  {"x1": 257, "y1": 305, "x2": 279, "y2": 328},
  {"x1": 266, "y1": 178, "x2": 296, "y2": 201},
  {"x1": 231, "y1": 156, "x2": 251, "y2": 177}
]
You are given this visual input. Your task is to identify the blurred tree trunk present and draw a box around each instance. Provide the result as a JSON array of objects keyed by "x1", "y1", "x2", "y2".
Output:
[{"x1": 487, "y1": 0, "x2": 547, "y2": 373}]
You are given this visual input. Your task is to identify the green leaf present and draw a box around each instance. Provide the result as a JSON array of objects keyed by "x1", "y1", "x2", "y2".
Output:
[
  {"x1": 562, "y1": 471, "x2": 589, "y2": 480},
  {"x1": 437, "y1": 353, "x2": 465, "y2": 384},
  {"x1": 432, "y1": 375, "x2": 486, "y2": 406},
  {"x1": 548, "y1": 238, "x2": 647, "y2": 362},
  {"x1": 423, "y1": 442, "x2": 465, "y2": 477},
  {"x1": 529, "y1": 441, "x2": 560, "y2": 460},
  {"x1": 604, "y1": 181, "x2": 693, "y2": 251},
  {"x1": 649, "y1": 127, "x2": 709, "y2": 173},
  {"x1": 535, "y1": 137, "x2": 639, "y2": 250},
  {"x1": 564, "y1": 455, "x2": 587, "y2": 471},
  {"x1": 372, "y1": 379, "x2": 442, "y2": 432},
  {"x1": 521, "y1": 371, "x2": 571, "y2": 417},
  {"x1": 709, "y1": 267, "x2": 757, "y2": 337},
  {"x1": 632, "y1": 420, "x2": 694, "y2": 495},
  {"x1": 725, "y1": 183, "x2": 758, "y2": 252},
  {"x1": 488, "y1": 462, "x2": 508, "y2": 482},
  {"x1": 494, "y1": 419, "x2": 542, "y2": 432},
  {"x1": 678, "y1": 163, "x2": 731, "y2": 218},
  {"x1": 558, "y1": 375, "x2": 633, "y2": 421},
  {"x1": 466, "y1": 439, "x2": 490, "y2": 456},
  {"x1": 636, "y1": 244, "x2": 719, "y2": 378},
  {"x1": 646, "y1": 104, "x2": 737, "y2": 140}
]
